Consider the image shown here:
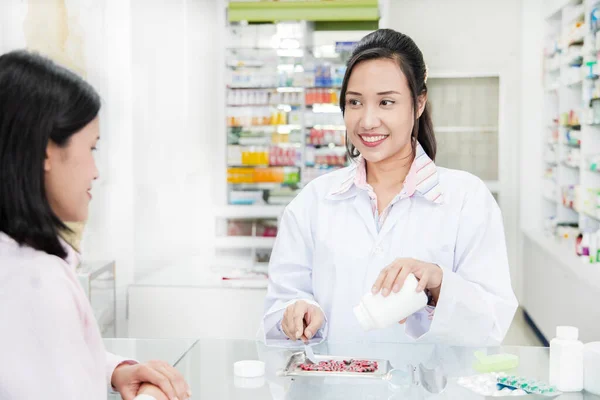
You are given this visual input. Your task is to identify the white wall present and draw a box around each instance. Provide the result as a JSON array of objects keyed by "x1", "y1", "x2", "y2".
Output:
[
  {"x1": 387, "y1": 0, "x2": 523, "y2": 300},
  {"x1": 129, "y1": 0, "x2": 223, "y2": 279},
  {"x1": 0, "y1": 1, "x2": 25, "y2": 54},
  {"x1": 0, "y1": 0, "x2": 224, "y2": 336},
  {"x1": 0, "y1": 0, "x2": 136, "y2": 335}
]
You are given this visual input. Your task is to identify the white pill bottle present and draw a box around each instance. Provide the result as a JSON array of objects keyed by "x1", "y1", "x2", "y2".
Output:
[
  {"x1": 549, "y1": 326, "x2": 584, "y2": 392},
  {"x1": 353, "y1": 273, "x2": 428, "y2": 331}
]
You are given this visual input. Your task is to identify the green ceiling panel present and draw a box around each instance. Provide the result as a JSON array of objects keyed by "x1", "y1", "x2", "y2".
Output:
[{"x1": 228, "y1": 0, "x2": 379, "y2": 23}]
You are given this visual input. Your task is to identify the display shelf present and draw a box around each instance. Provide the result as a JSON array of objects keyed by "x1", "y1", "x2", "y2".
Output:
[
  {"x1": 227, "y1": 86, "x2": 305, "y2": 91},
  {"x1": 228, "y1": 182, "x2": 298, "y2": 189},
  {"x1": 214, "y1": 205, "x2": 286, "y2": 219},
  {"x1": 562, "y1": 161, "x2": 581, "y2": 168},
  {"x1": 434, "y1": 126, "x2": 498, "y2": 133},
  {"x1": 581, "y1": 209, "x2": 600, "y2": 220},
  {"x1": 231, "y1": 142, "x2": 302, "y2": 148},
  {"x1": 224, "y1": 22, "x2": 357, "y2": 210},
  {"x1": 307, "y1": 124, "x2": 346, "y2": 129},
  {"x1": 540, "y1": 1, "x2": 600, "y2": 260},
  {"x1": 565, "y1": 77, "x2": 584, "y2": 87},
  {"x1": 524, "y1": 228, "x2": 600, "y2": 291},
  {"x1": 214, "y1": 236, "x2": 277, "y2": 250},
  {"x1": 226, "y1": 103, "x2": 303, "y2": 108},
  {"x1": 228, "y1": 124, "x2": 303, "y2": 131}
]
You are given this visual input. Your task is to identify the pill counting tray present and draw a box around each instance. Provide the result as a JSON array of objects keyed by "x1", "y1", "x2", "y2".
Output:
[{"x1": 279, "y1": 351, "x2": 393, "y2": 379}]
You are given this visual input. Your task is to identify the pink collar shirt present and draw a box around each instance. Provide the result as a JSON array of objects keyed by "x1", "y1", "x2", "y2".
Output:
[{"x1": 0, "y1": 232, "x2": 133, "y2": 399}]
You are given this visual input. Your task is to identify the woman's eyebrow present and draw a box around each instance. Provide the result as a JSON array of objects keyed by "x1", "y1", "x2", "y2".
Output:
[{"x1": 346, "y1": 90, "x2": 401, "y2": 96}]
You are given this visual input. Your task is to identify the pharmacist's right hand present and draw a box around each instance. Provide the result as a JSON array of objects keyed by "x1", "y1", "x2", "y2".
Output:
[{"x1": 282, "y1": 300, "x2": 324, "y2": 343}]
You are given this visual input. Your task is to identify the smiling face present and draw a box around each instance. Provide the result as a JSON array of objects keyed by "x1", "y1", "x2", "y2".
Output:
[
  {"x1": 44, "y1": 117, "x2": 100, "y2": 222},
  {"x1": 343, "y1": 58, "x2": 427, "y2": 164}
]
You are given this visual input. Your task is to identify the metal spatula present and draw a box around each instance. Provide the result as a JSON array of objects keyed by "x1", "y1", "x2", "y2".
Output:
[{"x1": 304, "y1": 344, "x2": 317, "y2": 365}]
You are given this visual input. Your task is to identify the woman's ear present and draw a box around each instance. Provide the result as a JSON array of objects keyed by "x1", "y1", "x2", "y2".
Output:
[
  {"x1": 44, "y1": 144, "x2": 54, "y2": 172},
  {"x1": 44, "y1": 145, "x2": 51, "y2": 172},
  {"x1": 417, "y1": 93, "x2": 427, "y2": 119}
]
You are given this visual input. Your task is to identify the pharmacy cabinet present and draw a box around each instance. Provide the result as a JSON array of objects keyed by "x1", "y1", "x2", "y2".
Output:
[{"x1": 128, "y1": 285, "x2": 267, "y2": 340}]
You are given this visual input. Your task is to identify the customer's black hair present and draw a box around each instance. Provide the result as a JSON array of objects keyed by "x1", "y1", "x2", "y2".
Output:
[
  {"x1": 340, "y1": 29, "x2": 436, "y2": 160},
  {"x1": 0, "y1": 50, "x2": 101, "y2": 259}
]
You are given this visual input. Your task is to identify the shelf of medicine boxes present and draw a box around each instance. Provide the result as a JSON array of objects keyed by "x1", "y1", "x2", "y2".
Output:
[
  {"x1": 304, "y1": 82, "x2": 347, "y2": 162},
  {"x1": 225, "y1": 96, "x2": 306, "y2": 204},
  {"x1": 523, "y1": 227, "x2": 600, "y2": 293},
  {"x1": 225, "y1": 49, "x2": 349, "y2": 205},
  {"x1": 576, "y1": 1, "x2": 600, "y2": 224},
  {"x1": 544, "y1": 1, "x2": 600, "y2": 230},
  {"x1": 542, "y1": 4, "x2": 578, "y2": 220},
  {"x1": 214, "y1": 236, "x2": 276, "y2": 250},
  {"x1": 214, "y1": 205, "x2": 283, "y2": 249}
]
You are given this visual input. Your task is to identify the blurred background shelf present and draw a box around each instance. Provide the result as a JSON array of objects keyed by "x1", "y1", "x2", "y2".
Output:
[{"x1": 214, "y1": 236, "x2": 277, "y2": 250}]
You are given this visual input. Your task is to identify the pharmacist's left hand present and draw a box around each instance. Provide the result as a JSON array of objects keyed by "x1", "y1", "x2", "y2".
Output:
[{"x1": 371, "y1": 258, "x2": 443, "y2": 298}]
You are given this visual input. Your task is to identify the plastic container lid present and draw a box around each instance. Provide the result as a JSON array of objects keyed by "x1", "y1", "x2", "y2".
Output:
[
  {"x1": 234, "y1": 360, "x2": 265, "y2": 378},
  {"x1": 556, "y1": 326, "x2": 579, "y2": 340}
]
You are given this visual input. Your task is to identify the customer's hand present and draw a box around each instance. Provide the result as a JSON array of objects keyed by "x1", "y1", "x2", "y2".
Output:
[
  {"x1": 136, "y1": 383, "x2": 169, "y2": 400},
  {"x1": 282, "y1": 300, "x2": 324, "y2": 343},
  {"x1": 112, "y1": 360, "x2": 191, "y2": 400},
  {"x1": 372, "y1": 258, "x2": 443, "y2": 307}
]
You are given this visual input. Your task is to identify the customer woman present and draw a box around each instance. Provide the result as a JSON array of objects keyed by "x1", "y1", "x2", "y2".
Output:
[
  {"x1": 0, "y1": 50, "x2": 190, "y2": 400},
  {"x1": 261, "y1": 29, "x2": 518, "y2": 346}
]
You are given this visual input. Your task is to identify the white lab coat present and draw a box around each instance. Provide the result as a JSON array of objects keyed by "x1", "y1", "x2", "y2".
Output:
[{"x1": 260, "y1": 162, "x2": 518, "y2": 347}]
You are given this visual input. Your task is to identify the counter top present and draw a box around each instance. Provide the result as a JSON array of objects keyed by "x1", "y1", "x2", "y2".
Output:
[
  {"x1": 132, "y1": 258, "x2": 267, "y2": 289},
  {"x1": 104, "y1": 339, "x2": 600, "y2": 399}
]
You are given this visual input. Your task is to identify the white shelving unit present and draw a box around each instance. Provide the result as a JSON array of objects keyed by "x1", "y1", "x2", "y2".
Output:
[
  {"x1": 523, "y1": 0, "x2": 600, "y2": 343},
  {"x1": 541, "y1": 0, "x2": 600, "y2": 231},
  {"x1": 225, "y1": 22, "x2": 350, "y2": 207},
  {"x1": 216, "y1": 22, "x2": 356, "y2": 269},
  {"x1": 214, "y1": 205, "x2": 285, "y2": 219},
  {"x1": 214, "y1": 236, "x2": 277, "y2": 250}
]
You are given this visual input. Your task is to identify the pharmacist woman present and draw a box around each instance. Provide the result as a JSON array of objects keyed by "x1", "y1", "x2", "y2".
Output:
[{"x1": 260, "y1": 29, "x2": 518, "y2": 346}]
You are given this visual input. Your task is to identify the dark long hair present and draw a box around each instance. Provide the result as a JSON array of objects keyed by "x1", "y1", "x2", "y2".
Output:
[
  {"x1": 0, "y1": 50, "x2": 101, "y2": 259},
  {"x1": 340, "y1": 29, "x2": 436, "y2": 160}
]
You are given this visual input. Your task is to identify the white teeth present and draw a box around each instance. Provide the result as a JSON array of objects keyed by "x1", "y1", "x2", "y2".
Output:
[{"x1": 361, "y1": 135, "x2": 387, "y2": 143}]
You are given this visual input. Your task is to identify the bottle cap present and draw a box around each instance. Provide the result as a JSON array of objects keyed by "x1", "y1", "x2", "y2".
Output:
[
  {"x1": 233, "y1": 360, "x2": 265, "y2": 378},
  {"x1": 556, "y1": 326, "x2": 579, "y2": 340}
]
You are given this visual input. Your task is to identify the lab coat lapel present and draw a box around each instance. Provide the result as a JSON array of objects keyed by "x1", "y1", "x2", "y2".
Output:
[
  {"x1": 377, "y1": 199, "x2": 410, "y2": 243},
  {"x1": 352, "y1": 192, "x2": 378, "y2": 240}
]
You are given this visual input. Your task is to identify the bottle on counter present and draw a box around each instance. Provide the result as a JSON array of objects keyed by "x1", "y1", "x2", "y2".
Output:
[
  {"x1": 549, "y1": 326, "x2": 584, "y2": 392},
  {"x1": 584, "y1": 342, "x2": 600, "y2": 395},
  {"x1": 353, "y1": 273, "x2": 427, "y2": 331}
]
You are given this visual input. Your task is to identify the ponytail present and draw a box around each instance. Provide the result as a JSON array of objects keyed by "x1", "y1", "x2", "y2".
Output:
[{"x1": 414, "y1": 103, "x2": 436, "y2": 160}]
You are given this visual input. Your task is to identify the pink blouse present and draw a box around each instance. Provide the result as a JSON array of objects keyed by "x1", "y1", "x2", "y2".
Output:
[{"x1": 0, "y1": 232, "x2": 133, "y2": 399}]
